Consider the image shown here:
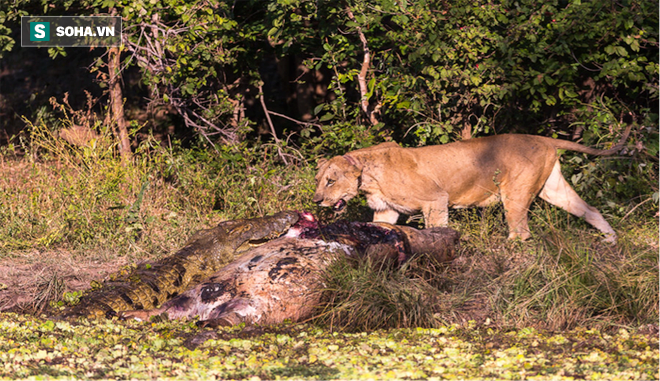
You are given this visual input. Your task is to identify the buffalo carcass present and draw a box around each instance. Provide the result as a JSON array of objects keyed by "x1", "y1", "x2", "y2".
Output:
[{"x1": 119, "y1": 212, "x2": 459, "y2": 327}]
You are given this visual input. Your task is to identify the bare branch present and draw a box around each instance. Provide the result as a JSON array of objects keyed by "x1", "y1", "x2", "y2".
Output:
[
  {"x1": 267, "y1": 110, "x2": 323, "y2": 129},
  {"x1": 346, "y1": 7, "x2": 380, "y2": 125},
  {"x1": 121, "y1": 16, "x2": 243, "y2": 146},
  {"x1": 258, "y1": 85, "x2": 289, "y2": 165}
]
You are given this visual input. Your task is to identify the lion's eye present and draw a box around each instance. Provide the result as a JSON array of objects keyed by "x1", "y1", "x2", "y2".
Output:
[{"x1": 326, "y1": 179, "x2": 335, "y2": 187}]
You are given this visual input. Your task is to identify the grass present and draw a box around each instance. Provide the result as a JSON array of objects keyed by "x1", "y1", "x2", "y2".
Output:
[
  {"x1": 0, "y1": 120, "x2": 316, "y2": 260},
  {"x1": 0, "y1": 314, "x2": 658, "y2": 380},
  {"x1": 0, "y1": 119, "x2": 658, "y2": 333},
  {"x1": 314, "y1": 255, "x2": 445, "y2": 331},
  {"x1": 313, "y1": 202, "x2": 658, "y2": 332}
]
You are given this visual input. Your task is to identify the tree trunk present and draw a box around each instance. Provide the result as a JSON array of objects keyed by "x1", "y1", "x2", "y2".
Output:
[{"x1": 107, "y1": 46, "x2": 131, "y2": 160}]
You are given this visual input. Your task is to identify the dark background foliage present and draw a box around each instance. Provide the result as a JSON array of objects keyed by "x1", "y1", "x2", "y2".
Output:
[{"x1": 0, "y1": 0, "x2": 657, "y2": 203}]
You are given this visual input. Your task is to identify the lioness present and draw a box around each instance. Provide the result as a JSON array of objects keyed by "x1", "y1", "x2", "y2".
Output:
[{"x1": 313, "y1": 127, "x2": 632, "y2": 243}]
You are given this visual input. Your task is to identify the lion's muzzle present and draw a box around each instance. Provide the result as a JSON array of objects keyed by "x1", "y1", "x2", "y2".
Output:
[
  {"x1": 312, "y1": 194, "x2": 347, "y2": 213},
  {"x1": 332, "y1": 199, "x2": 347, "y2": 212}
]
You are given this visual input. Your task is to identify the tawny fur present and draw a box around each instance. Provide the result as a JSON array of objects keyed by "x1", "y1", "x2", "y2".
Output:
[{"x1": 313, "y1": 128, "x2": 631, "y2": 243}]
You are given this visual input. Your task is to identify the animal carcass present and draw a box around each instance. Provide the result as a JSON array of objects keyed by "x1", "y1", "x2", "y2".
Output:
[{"x1": 64, "y1": 212, "x2": 459, "y2": 326}]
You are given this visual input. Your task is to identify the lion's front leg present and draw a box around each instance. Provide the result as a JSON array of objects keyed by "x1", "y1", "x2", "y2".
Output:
[
  {"x1": 373, "y1": 209, "x2": 400, "y2": 224},
  {"x1": 367, "y1": 193, "x2": 400, "y2": 224},
  {"x1": 422, "y1": 193, "x2": 450, "y2": 228}
]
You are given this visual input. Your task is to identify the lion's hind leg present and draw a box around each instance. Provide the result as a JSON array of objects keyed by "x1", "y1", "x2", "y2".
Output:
[
  {"x1": 539, "y1": 162, "x2": 616, "y2": 243},
  {"x1": 500, "y1": 194, "x2": 535, "y2": 241}
]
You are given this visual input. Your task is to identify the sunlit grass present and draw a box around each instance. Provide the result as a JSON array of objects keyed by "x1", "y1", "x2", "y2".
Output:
[
  {"x1": 1, "y1": 120, "x2": 658, "y2": 332},
  {"x1": 315, "y1": 202, "x2": 658, "y2": 332},
  {"x1": 0, "y1": 120, "x2": 316, "y2": 260}
]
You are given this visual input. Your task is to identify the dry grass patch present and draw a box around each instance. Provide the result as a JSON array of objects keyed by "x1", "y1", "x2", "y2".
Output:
[{"x1": 0, "y1": 249, "x2": 128, "y2": 313}]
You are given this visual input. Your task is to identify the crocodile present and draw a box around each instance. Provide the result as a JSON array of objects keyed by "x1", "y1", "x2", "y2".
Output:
[
  {"x1": 61, "y1": 211, "x2": 300, "y2": 319},
  {"x1": 119, "y1": 213, "x2": 460, "y2": 327}
]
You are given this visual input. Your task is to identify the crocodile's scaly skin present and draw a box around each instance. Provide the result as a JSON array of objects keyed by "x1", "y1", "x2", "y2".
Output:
[{"x1": 60, "y1": 211, "x2": 299, "y2": 319}]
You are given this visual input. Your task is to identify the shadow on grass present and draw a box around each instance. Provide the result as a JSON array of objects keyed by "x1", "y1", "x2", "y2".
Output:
[{"x1": 268, "y1": 365, "x2": 340, "y2": 380}]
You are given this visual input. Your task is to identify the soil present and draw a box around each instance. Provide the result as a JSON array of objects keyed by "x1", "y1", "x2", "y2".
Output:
[{"x1": 0, "y1": 250, "x2": 130, "y2": 313}]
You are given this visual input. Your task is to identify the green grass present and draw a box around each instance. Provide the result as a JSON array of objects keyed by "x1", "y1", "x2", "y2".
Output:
[
  {"x1": 0, "y1": 313, "x2": 657, "y2": 380},
  {"x1": 1, "y1": 119, "x2": 658, "y2": 334},
  {"x1": 312, "y1": 201, "x2": 658, "y2": 332}
]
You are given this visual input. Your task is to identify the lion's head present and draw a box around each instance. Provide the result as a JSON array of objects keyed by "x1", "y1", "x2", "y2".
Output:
[{"x1": 312, "y1": 156, "x2": 361, "y2": 212}]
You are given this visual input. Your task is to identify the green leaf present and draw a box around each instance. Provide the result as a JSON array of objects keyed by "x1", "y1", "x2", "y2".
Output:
[
  {"x1": 396, "y1": 101, "x2": 411, "y2": 109},
  {"x1": 629, "y1": 39, "x2": 640, "y2": 52},
  {"x1": 615, "y1": 46, "x2": 628, "y2": 56},
  {"x1": 39, "y1": 320, "x2": 55, "y2": 332},
  {"x1": 319, "y1": 113, "x2": 334, "y2": 122}
]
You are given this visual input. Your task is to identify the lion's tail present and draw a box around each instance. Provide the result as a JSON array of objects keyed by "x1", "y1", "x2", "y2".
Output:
[{"x1": 552, "y1": 124, "x2": 633, "y2": 156}]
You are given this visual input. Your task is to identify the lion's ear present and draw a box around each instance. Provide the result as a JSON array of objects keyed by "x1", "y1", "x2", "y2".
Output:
[{"x1": 316, "y1": 158, "x2": 328, "y2": 169}]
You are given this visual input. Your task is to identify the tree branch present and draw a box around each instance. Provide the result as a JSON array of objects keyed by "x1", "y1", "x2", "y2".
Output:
[
  {"x1": 258, "y1": 84, "x2": 289, "y2": 165},
  {"x1": 346, "y1": 8, "x2": 380, "y2": 125},
  {"x1": 267, "y1": 110, "x2": 323, "y2": 129}
]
